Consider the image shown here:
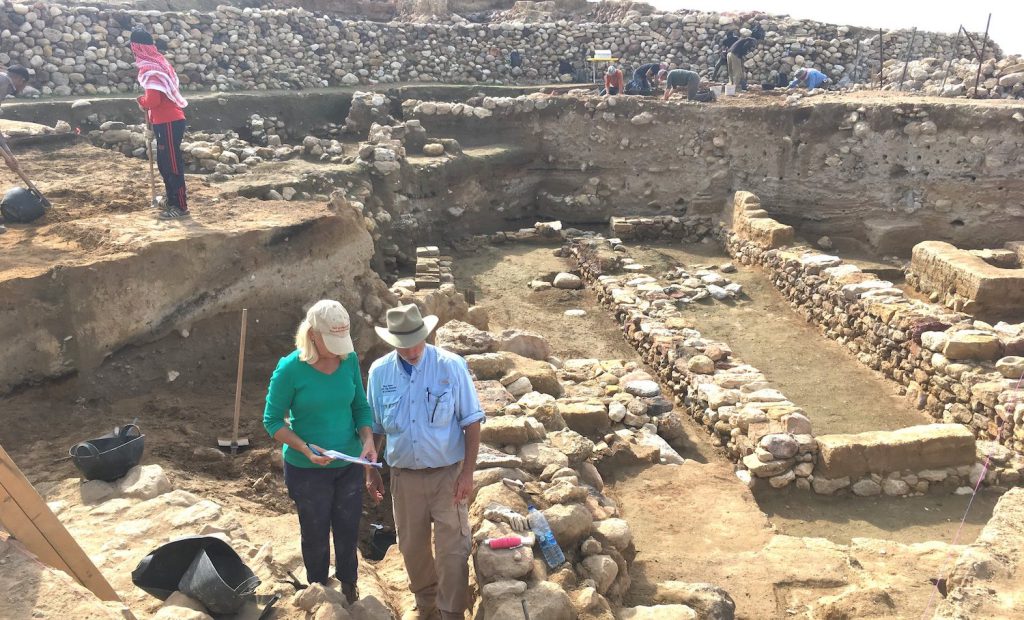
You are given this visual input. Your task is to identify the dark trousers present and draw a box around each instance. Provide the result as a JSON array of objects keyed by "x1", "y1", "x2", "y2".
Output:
[
  {"x1": 284, "y1": 462, "x2": 364, "y2": 585},
  {"x1": 153, "y1": 119, "x2": 188, "y2": 211}
]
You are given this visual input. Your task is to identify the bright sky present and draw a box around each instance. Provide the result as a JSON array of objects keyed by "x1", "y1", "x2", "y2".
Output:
[{"x1": 627, "y1": 0, "x2": 1021, "y2": 55}]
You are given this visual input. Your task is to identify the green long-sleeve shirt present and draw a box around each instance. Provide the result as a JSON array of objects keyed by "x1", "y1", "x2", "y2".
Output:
[{"x1": 263, "y1": 350, "x2": 373, "y2": 469}]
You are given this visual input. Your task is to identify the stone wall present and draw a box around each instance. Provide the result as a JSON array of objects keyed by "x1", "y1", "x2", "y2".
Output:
[
  {"x1": 566, "y1": 231, "x2": 1021, "y2": 496},
  {"x1": 907, "y1": 240, "x2": 1024, "y2": 320},
  {"x1": 0, "y1": 1, "x2": 995, "y2": 97},
  {"x1": 725, "y1": 193, "x2": 1024, "y2": 467},
  {"x1": 407, "y1": 94, "x2": 1024, "y2": 254}
]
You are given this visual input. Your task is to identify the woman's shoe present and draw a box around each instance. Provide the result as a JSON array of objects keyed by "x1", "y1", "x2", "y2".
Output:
[{"x1": 341, "y1": 582, "x2": 358, "y2": 605}]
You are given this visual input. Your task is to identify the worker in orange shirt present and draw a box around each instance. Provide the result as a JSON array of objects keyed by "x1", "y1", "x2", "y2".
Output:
[{"x1": 604, "y1": 65, "x2": 624, "y2": 96}]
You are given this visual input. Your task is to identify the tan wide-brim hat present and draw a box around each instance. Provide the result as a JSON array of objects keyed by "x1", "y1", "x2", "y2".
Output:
[{"x1": 375, "y1": 303, "x2": 439, "y2": 349}]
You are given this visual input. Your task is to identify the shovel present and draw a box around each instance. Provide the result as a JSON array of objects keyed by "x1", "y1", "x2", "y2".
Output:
[
  {"x1": 0, "y1": 133, "x2": 52, "y2": 209},
  {"x1": 218, "y1": 309, "x2": 251, "y2": 454},
  {"x1": 144, "y1": 120, "x2": 161, "y2": 209}
]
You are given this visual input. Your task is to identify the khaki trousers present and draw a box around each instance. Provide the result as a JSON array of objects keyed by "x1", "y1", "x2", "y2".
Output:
[
  {"x1": 727, "y1": 52, "x2": 745, "y2": 87},
  {"x1": 391, "y1": 463, "x2": 471, "y2": 615}
]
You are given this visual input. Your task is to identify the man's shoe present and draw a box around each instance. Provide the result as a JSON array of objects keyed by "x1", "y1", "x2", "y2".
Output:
[
  {"x1": 341, "y1": 582, "x2": 358, "y2": 605},
  {"x1": 158, "y1": 206, "x2": 190, "y2": 220},
  {"x1": 401, "y1": 607, "x2": 440, "y2": 620}
]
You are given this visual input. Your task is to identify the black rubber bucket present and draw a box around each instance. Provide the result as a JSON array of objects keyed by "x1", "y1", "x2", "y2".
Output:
[
  {"x1": 368, "y1": 527, "x2": 397, "y2": 561},
  {"x1": 69, "y1": 423, "x2": 145, "y2": 482},
  {"x1": 179, "y1": 544, "x2": 260, "y2": 615},
  {"x1": 132, "y1": 536, "x2": 260, "y2": 613},
  {"x1": 1, "y1": 187, "x2": 45, "y2": 223}
]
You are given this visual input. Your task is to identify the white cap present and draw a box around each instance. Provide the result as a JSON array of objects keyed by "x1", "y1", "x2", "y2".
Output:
[{"x1": 306, "y1": 300, "x2": 353, "y2": 356}]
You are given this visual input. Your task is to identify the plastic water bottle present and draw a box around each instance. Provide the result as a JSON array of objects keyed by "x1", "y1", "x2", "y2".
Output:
[{"x1": 527, "y1": 505, "x2": 565, "y2": 568}]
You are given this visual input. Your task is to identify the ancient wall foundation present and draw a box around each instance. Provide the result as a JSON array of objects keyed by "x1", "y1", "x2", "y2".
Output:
[
  {"x1": 0, "y1": 1, "x2": 994, "y2": 97},
  {"x1": 725, "y1": 192, "x2": 1024, "y2": 466},
  {"x1": 907, "y1": 240, "x2": 1024, "y2": 320},
  {"x1": 562, "y1": 229, "x2": 1021, "y2": 496}
]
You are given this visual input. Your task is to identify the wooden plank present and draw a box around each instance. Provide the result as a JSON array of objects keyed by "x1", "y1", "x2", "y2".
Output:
[{"x1": 0, "y1": 443, "x2": 123, "y2": 603}]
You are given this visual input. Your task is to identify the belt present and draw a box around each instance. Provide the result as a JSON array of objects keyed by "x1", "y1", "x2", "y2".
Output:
[{"x1": 394, "y1": 462, "x2": 460, "y2": 474}]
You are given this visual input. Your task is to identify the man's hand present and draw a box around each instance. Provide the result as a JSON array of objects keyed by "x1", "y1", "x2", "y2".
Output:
[
  {"x1": 306, "y1": 444, "x2": 333, "y2": 467},
  {"x1": 365, "y1": 468, "x2": 384, "y2": 505},
  {"x1": 453, "y1": 468, "x2": 474, "y2": 505}
]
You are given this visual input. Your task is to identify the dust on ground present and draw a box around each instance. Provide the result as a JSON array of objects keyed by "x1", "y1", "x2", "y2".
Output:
[
  {"x1": 452, "y1": 243, "x2": 637, "y2": 361},
  {"x1": 627, "y1": 242, "x2": 933, "y2": 435},
  {"x1": 0, "y1": 139, "x2": 321, "y2": 281},
  {"x1": 608, "y1": 462, "x2": 992, "y2": 619}
]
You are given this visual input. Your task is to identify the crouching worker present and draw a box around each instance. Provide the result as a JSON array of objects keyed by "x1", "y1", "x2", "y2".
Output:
[
  {"x1": 604, "y1": 64, "x2": 624, "y2": 96},
  {"x1": 263, "y1": 300, "x2": 379, "y2": 603},
  {"x1": 789, "y1": 67, "x2": 832, "y2": 90},
  {"x1": 662, "y1": 69, "x2": 703, "y2": 101},
  {"x1": 0, "y1": 65, "x2": 31, "y2": 170},
  {"x1": 365, "y1": 304, "x2": 484, "y2": 620},
  {"x1": 129, "y1": 29, "x2": 190, "y2": 220}
]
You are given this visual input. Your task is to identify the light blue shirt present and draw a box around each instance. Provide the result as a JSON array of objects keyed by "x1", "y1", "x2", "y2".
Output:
[
  {"x1": 367, "y1": 344, "x2": 484, "y2": 469},
  {"x1": 790, "y1": 68, "x2": 830, "y2": 89}
]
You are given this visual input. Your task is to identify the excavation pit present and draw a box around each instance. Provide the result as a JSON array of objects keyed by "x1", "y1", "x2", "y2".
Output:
[{"x1": 3, "y1": 30, "x2": 1024, "y2": 619}]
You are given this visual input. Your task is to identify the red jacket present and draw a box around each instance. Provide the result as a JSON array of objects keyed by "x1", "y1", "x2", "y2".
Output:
[
  {"x1": 138, "y1": 89, "x2": 185, "y2": 124},
  {"x1": 605, "y1": 69, "x2": 624, "y2": 92}
]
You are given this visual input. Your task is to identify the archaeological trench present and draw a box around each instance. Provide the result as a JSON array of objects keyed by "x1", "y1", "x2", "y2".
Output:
[{"x1": 2, "y1": 2, "x2": 1024, "y2": 620}]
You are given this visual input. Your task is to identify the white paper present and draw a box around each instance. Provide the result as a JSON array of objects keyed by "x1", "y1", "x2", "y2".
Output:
[{"x1": 322, "y1": 449, "x2": 383, "y2": 467}]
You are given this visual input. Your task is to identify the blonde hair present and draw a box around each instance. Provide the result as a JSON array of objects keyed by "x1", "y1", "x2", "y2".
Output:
[{"x1": 295, "y1": 319, "x2": 319, "y2": 364}]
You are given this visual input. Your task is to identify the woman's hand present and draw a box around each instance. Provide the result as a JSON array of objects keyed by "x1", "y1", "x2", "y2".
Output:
[
  {"x1": 306, "y1": 444, "x2": 333, "y2": 467},
  {"x1": 360, "y1": 437, "x2": 377, "y2": 464},
  {"x1": 365, "y1": 468, "x2": 384, "y2": 505}
]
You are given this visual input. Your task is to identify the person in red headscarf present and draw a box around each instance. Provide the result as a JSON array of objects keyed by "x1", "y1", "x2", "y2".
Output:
[{"x1": 130, "y1": 29, "x2": 189, "y2": 220}]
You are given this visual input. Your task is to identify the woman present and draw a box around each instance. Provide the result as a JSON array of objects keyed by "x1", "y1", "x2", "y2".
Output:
[
  {"x1": 129, "y1": 29, "x2": 189, "y2": 220},
  {"x1": 263, "y1": 300, "x2": 377, "y2": 602}
]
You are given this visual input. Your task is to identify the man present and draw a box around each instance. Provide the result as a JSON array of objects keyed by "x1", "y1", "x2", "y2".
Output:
[
  {"x1": 626, "y1": 61, "x2": 664, "y2": 96},
  {"x1": 789, "y1": 67, "x2": 832, "y2": 90},
  {"x1": 727, "y1": 36, "x2": 758, "y2": 90},
  {"x1": 1, "y1": 65, "x2": 32, "y2": 231},
  {"x1": 711, "y1": 31, "x2": 739, "y2": 80},
  {"x1": 365, "y1": 304, "x2": 483, "y2": 620},
  {"x1": 604, "y1": 64, "x2": 624, "y2": 96},
  {"x1": 661, "y1": 68, "x2": 702, "y2": 101}
]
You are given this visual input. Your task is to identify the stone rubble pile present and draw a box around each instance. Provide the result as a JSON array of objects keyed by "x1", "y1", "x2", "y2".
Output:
[
  {"x1": 443, "y1": 321, "x2": 733, "y2": 618},
  {"x1": 37, "y1": 462, "x2": 395, "y2": 620},
  {"x1": 725, "y1": 192, "x2": 1024, "y2": 459},
  {"x1": 567, "y1": 235, "x2": 815, "y2": 492},
  {"x1": 610, "y1": 215, "x2": 716, "y2": 244},
  {"x1": 0, "y1": 1, "x2": 993, "y2": 95},
  {"x1": 880, "y1": 54, "x2": 1024, "y2": 98}
]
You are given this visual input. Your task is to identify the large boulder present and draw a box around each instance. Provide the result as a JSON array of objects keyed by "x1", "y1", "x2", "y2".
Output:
[
  {"x1": 476, "y1": 380, "x2": 515, "y2": 415},
  {"x1": 942, "y1": 330, "x2": 1003, "y2": 361},
  {"x1": 558, "y1": 401, "x2": 611, "y2": 436},
  {"x1": 498, "y1": 329, "x2": 552, "y2": 361},
  {"x1": 467, "y1": 353, "x2": 515, "y2": 380},
  {"x1": 618, "y1": 605, "x2": 698, "y2": 619},
  {"x1": 117, "y1": 465, "x2": 172, "y2": 500},
  {"x1": 520, "y1": 392, "x2": 567, "y2": 431},
  {"x1": 484, "y1": 581, "x2": 575, "y2": 620},
  {"x1": 543, "y1": 503, "x2": 593, "y2": 548},
  {"x1": 652, "y1": 582, "x2": 736, "y2": 620},
  {"x1": 519, "y1": 442, "x2": 570, "y2": 474},
  {"x1": 480, "y1": 416, "x2": 531, "y2": 446},
  {"x1": 475, "y1": 542, "x2": 534, "y2": 582},
  {"x1": 436, "y1": 320, "x2": 496, "y2": 356}
]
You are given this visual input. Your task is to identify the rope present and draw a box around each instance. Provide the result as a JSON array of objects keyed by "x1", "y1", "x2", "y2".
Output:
[{"x1": 919, "y1": 368, "x2": 1022, "y2": 619}]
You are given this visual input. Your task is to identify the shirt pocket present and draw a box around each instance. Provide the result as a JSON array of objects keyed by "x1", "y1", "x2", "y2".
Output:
[
  {"x1": 427, "y1": 384, "x2": 455, "y2": 428},
  {"x1": 380, "y1": 393, "x2": 406, "y2": 433}
]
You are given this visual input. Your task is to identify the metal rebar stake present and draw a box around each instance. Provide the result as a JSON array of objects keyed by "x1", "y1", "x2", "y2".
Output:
[
  {"x1": 940, "y1": 26, "x2": 963, "y2": 93},
  {"x1": 897, "y1": 28, "x2": 917, "y2": 92},
  {"x1": 972, "y1": 13, "x2": 992, "y2": 98}
]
